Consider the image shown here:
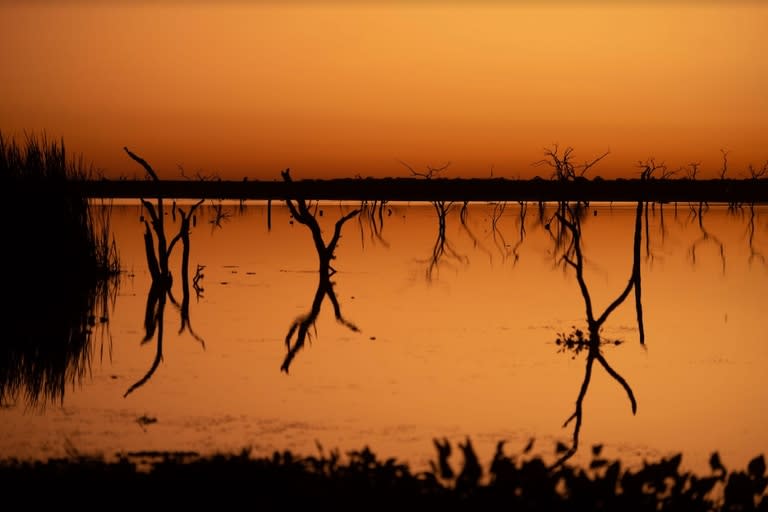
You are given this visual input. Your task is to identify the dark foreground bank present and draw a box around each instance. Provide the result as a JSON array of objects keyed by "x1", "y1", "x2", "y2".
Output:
[{"x1": 1, "y1": 440, "x2": 765, "y2": 511}]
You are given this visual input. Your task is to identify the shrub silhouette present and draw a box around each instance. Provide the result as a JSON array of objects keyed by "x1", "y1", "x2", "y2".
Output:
[{"x1": 1, "y1": 439, "x2": 765, "y2": 510}]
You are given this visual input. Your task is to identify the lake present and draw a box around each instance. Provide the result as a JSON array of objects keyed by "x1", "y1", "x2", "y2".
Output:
[{"x1": 1, "y1": 198, "x2": 766, "y2": 475}]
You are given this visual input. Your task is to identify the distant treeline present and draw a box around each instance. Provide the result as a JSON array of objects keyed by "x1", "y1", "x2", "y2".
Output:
[{"x1": 58, "y1": 176, "x2": 768, "y2": 203}]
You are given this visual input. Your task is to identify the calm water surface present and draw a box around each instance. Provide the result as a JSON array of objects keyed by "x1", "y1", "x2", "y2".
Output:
[{"x1": 1, "y1": 200, "x2": 766, "y2": 473}]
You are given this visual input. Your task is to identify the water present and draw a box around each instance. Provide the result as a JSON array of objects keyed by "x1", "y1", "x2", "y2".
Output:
[{"x1": 1, "y1": 199, "x2": 766, "y2": 474}]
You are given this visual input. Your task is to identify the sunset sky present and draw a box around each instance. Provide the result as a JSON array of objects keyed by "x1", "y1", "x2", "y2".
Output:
[{"x1": 1, "y1": 1, "x2": 766, "y2": 180}]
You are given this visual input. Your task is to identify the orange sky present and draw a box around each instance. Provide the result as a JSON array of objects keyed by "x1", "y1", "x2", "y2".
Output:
[{"x1": 1, "y1": 2, "x2": 766, "y2": 180}]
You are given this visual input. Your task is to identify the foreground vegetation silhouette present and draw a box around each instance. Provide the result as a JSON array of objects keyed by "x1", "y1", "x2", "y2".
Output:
[
  {"x1": 1, "y1": 132, "x2": 120, "y2": 408},
  {"x1": 0, "y1": 439, "x2": 765, "y2": 510}
]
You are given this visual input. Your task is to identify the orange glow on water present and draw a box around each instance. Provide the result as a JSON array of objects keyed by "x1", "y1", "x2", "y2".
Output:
[
  {"x1": 1, "y1": 202, "x2": 766, "y2": 472},
  {"x1": 1, "y1": 3, "x2": 766, "y2": 179}
]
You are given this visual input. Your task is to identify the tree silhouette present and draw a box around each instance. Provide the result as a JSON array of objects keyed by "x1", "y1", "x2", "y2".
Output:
[{"x1": 280, "y1": 169, "x2": 361, "y2": 373}]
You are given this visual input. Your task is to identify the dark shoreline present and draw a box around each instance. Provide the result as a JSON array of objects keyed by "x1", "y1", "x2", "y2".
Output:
[
  {"x1": 2, "y1": 444, "x2": 765, "y2": 510},
  {"x1": 44, "y1": 177, "x2": 768, "y2": 203}
]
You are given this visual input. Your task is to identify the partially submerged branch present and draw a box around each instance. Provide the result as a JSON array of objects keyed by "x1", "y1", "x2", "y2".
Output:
[
  {"x1": 123, "y1": 150, "x2": 208, "y2": 397},
  {"x1": 280, "y1": 169, "x2": 361, "y2": 373},
  {"x1": 551, "y1": 200, "x2": 645, "y2": 468}
]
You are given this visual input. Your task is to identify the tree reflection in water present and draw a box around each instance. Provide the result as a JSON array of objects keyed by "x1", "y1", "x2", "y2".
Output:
[
  {"x1": 280, "y1": 169, "x2": 362, "y2": 373},
  {"x1": 458, "y1": 201, "x2": 493, "y2": 265},
  {"x1": 420, "y1": 200, "x2": 468, "y2": 283},
  {"x1": 549, "y1": 199, "x2": 645, "y2": 467},
  {"x1": 688, "y1": 201, "x2": 726, "y2": 274},
  {"x1": 122, "y1": 148, "x2": 206, "y2": 398},
  {"x1": 356, "y1": 199, "x2": 390, "y2": 249},
  {"x1": 744, "y1": 204, "x2": 766, "y2": 266}
]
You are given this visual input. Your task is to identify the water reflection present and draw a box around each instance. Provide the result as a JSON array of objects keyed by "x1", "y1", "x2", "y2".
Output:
[
  {"x1": 1, "y1": 264, "x2": 118, "y2": 409},
  {"x1": 742, "y1": 204, "x2": 766, "y2": 266},
  {"x1": 1, "y1": 133, "x2": 120, "y2": 408},
  {"x1": 280, "y1": 169, "x2": 362, "y2": 373},
  {"x1": 421, "y1": 200, "x2": 468, "y2": 282},
  {"x1": 1, "y1": 196, "x2": 766, "y2": 474},
  {"x1": 547, "y1": 200, "x2": 645, "y2": 467},
  {"x1": 458, "y1": 201, "x2": 493, "y2": 265},
  {"x1": 122, "y1": 149, "x2": 206, "y2": 397},
  {"x1": 356, "y1": 199, "x2": 390, "y2": 249},
  {"x1": 688, "y1": 202, "x2": 726, "y2": 274}
]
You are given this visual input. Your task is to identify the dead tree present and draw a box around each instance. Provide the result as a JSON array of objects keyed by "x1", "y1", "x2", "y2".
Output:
[
  {"x1": 551, "y1": 200, "x2": 644, "y2": 468},
  {"x1": 398, "y1": 160, "x2": 451, "y2": 180},
  {"x1": 533, "y1": 144, "x2": 609, "y2": 183},
  {"x1": 123, "y1": 148, "x2": 205, "y2": 397},
  {"x1": 280, "y1": 169, "x2": 361, "y2": 373}
]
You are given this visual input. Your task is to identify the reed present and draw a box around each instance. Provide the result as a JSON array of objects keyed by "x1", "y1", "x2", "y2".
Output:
[
  {"x1": 0, "y1": 131, "x2": 120, "y2": 407},
  {"x1": 0, "y1": 131, "x2": 120, "y2": 278}
]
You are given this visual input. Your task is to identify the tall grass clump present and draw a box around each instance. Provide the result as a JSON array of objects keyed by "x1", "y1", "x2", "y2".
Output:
[{"x1": 0, "y1": 131, "x2": 120, "y2": 408}]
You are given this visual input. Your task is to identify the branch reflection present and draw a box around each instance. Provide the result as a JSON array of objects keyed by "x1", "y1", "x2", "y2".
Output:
[
  {"x1": 458, "y1": 201, "x2": 493, "y2": 265},
  {"x1": 420, "y1": 200, "x2": 468, "y2": 282},
  {"x1": 688, "y1": 202, "x2": 726, "y2": 274},
  {"x1": 745, "y1": 204, "x2": 767, "y2": 266},
  {"x1": 123, "y1": 148, "x2": 206, "y2": 398},
  {"x1": 550, "y1": 200, "x2": 645, "y2": 468},
  {"x1": 280, "y1": 169, "x2": 361, "y2": 373},
  {"x1": 729, "y1": 202, "x2": 766, "y2": 267},
  {"x1": 356, "y1": 199, "x2": 390, "y2": 249},
  {"x1": 2, "y1": 264, "x2": 119, "y2": 408}
]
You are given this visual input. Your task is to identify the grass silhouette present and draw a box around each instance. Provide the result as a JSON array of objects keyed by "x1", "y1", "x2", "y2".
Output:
[
  {"x1": 0, "y1": 439, "x2": 765, "y2": 510},
  {"x1": 1, "y1": 132, "x2": 120, "y2": 408}
]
